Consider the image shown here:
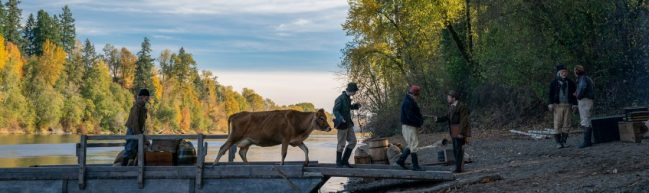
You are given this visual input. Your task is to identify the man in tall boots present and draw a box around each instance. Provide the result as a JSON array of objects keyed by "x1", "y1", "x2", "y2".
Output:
[
  {"x1": 121, "y1": 89, "x2": 150, "y2": 166},
  {"x1": 434, "y1": 90, "x2": 471, "y2": 173},
  {"x1": 333, "y1": 83, "x2": 361, "y2": 168},
  {"x1": 548, "y1": 64, "x2": 578, "y2": 148},
  {"x1": 396, "y1": 85, "x2": 424, "y2": 171},
  {"x1": 574, "y1": 65, "x2": 595, "y2": 148}
]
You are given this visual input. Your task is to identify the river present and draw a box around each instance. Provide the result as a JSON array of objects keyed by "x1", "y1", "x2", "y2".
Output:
[{"x1": 0, "y1": 134, "x2": 349, "y2": 192}]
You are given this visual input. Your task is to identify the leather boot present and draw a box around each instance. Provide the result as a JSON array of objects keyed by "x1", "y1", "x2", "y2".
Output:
[
  {"x1": 341, "y1": 147, "x2": 354, "y2": 168},
  {"x1": 396, "y1": 148, "x2": 410, "y2": 169},
  {"x1": 579, "y1": 126, "x2": 593, "y2": 148},
  {"x1": 336, "y1": 151, "x2": 343, "y2": 168},
  {"x1": 411, "y1": 153, "x2": 424, "y2": 171},
  {"x1": 554, "y1": 134, "x2": 564, "y2": 149}
]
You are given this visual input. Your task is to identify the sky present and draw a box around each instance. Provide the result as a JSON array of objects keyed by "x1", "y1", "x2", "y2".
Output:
[{"x1": 20, "y1": 0, "x2": 351, "y2": 111}]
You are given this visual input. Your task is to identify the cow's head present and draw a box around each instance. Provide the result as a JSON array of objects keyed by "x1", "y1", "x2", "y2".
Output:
[{"x1": 314, "y1": 109, "x2": 332, "y2": 132}]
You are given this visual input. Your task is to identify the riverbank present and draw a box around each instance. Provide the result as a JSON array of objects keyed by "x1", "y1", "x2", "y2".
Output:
[{"x1": 344, "y1": 129, "x2": 649, "y2": 193}]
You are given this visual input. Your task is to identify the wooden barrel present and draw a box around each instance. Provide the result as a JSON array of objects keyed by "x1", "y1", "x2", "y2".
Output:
[
  {"x1": 371, "y1": 159, "x2": 389, "y2": 165},
  {"x1": 354, "y1": 155, "x2": 371, "y2": 164},
  {"x1": 367, "y1": 138, "x2": 389, "y2": 148},
  {"x1": 368, "y1": 146, "x2": 388, "y2": 163}
]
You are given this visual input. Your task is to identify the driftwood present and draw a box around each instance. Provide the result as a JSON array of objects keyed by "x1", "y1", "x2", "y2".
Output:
[{"x1": 393, "y1": 174, "x2": 504, "y2": 193}]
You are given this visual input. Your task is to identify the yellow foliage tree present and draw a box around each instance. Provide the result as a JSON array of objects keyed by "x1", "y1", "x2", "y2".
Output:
[
  {"x1": 0, "y1": 36, "x2": 7, "y2": 70},
  {"x1": 38, "y1": 40, "x2": 66, "y2": 86},
  {"x1": 6, "y1": 42, "x2": 24, "y2": 79}
]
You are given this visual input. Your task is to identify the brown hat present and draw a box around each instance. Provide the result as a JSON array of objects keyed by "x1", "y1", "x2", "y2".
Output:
[{"x1": 447, "y1": 90, "x2": 460, "y2": 99}]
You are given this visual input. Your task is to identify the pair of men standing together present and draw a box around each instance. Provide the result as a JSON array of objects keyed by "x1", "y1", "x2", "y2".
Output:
[
  {"x1": 549, "y1": 64, "x2": 595, "y2": 149},
  {"x1": 333, "y1": 83, "x2": 471, "y2": 173}
]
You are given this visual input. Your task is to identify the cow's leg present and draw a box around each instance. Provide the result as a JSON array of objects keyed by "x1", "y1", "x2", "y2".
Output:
[
  {"x1": 280, "y1": 139, "x2": 289, "y2": 165},
  {"x1": 297, "y1": 142, "x2": 309, "y2": 166},
  {"x1": 213, "y1": 140, "x2": 235, "y2": 165},
  {"x1": 237, "y1": 139, "x2": 253, "y2": 163}
]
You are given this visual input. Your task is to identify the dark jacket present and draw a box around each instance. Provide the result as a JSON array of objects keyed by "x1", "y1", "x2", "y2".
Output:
[
  {"x1": 400, "y1": 94, "x2": 424, "y2": 128},
  {"x1": 125, "y1": 99, "x2": 148, "y2": 134},
  {"x1": 436, "y1": 102, "x2": 471, "y2": 138},
  {"x1": 548, "y1": 78, "x2": 578, "y2": 105},
  {"x1": 576, "y1": 75, "x2": 595, "y2": 100},
  {"x1": 333, "y1": 91, "x2": 360, "y2": 129}
]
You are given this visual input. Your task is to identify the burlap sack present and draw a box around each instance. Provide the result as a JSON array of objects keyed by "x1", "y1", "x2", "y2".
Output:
[{"x1": 386, "y1": 144, "x2": 402, "y2": 166}]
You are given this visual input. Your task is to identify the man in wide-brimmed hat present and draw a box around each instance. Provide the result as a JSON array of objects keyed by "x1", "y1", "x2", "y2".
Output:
[{"x1": 333, "y1": 83, "x2": 361, "y2": 168}]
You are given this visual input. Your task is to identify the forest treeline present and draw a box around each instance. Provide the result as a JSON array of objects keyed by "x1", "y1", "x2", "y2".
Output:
[
  {"x1": 341, "y1": 0, "x2": 649, "y2": 136},
  {"x1": 0, "y1": 1, "x2": 318, "y2": 134}
]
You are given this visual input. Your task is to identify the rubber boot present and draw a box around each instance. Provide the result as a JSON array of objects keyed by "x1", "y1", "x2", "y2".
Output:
[
  {"x1": 336, "y1": 151, "x2": 343, "y2": 168},
  {"x1": 410, "y1": 153, "x2": 424, "y2": 171},
  {"x1": 396, "y1": 148, "x2": 410, "y2": 169},
  {"x1": 341, "y1": 147, "x2": 354, "y2": 168},
  {"x1": 578, "y1": 126, "x2": 593, "y2": 148},
  {"x1": 554, "y1": 134, "x2": 564, "y2": 149},
  {"x1": 561, "y1": 133, "x2": 570, "y2": 148}
]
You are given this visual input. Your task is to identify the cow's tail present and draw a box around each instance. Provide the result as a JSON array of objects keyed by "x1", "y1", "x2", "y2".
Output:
[{"x1": 226, "y1": 116, "x2": 233, "y2": 139}]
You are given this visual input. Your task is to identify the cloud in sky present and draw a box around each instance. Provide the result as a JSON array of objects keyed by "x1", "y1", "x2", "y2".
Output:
[
  {"x1": 20, "y1": 0, "x2": 352, "y2": 110},
  {"x1": 215, "y1": 71, "x2": 347, "y2": 111}
]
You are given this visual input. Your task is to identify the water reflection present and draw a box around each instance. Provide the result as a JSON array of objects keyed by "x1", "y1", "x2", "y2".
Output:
[{"x1": 0, "y1": 135, "x2": 340, "y2": 167}]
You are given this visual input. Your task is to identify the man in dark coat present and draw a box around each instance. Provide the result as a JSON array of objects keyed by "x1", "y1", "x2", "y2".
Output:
[
  {"x1": 396, "y1": 85, "x2": 425, "y2": 171},
  {"x1": 548, "y1": 64, "x2": 578, "y2": 148},
  {"x1": 435, "y1": 90, "x2": 471, "y2": 173},
  {"x1": 120, "y1": 89, "x2": 150, "y2": 166},
  {"x1": 333, "y1": 83, "x2": 361, "y2": 168}
]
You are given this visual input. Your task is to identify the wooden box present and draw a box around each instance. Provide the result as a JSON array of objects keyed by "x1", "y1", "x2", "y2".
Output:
[
  {"x1": 618, "y1": 121, "x2": 647, "y2": 143},
  {"x1": 592, "y1": 115, "x2": 624, "y2": 143},
  {"x1": 145, "y1": 151, "x2": 174, "y2": 166}
]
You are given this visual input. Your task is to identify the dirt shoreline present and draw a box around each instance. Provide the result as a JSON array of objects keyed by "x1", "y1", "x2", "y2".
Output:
[{"x1": 344, "y1": 130, "x2": 649, "y2": 193}]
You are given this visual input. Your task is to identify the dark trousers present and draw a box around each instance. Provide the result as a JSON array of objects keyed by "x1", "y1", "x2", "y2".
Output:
[
  {"x1": 452, "y1": 138, "x2": 465, "y2": 171},
  {"x1": 122, "y1": 127, "x2": 138, "y2": 160}
]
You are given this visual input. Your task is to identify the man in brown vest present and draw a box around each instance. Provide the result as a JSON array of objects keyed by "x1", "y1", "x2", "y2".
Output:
[
  {"x1": 120, "y1": 89, "x2": 150, "y2": 166},
  {"x1": 434, "y1": 90, "x2": 471, "y2": 173}
]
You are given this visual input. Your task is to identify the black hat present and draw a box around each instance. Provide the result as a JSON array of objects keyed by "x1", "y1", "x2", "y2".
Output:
[
  {"x1": 346, "y1": 83, "x2": 359, "y2": 92},
  {"x1": 556, "y1": 64, "x2": 567, "y2": 72},
  {"x1": 447, "y1": 90, "x2": 460, "y2": 99},
  {"x1": 138, "y1": 89, "x2": 150, "y2": 97}
]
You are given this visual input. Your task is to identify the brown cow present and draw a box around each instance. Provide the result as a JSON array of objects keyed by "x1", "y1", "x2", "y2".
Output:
[{"x1": 213, "y1": 109, "x2": 332, "y2": 166}]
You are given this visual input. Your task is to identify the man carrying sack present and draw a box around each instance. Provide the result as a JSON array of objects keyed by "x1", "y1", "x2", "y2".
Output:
[{"x1": 333, "y1": 83, "x2": 361, "y2": 168}]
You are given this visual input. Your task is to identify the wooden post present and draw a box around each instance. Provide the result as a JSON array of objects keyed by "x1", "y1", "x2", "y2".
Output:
[
  {"x1": 78, "y1": 135, "x2": 86, "y2": 190},
  {"x1": 195, "y1": 134, "x2": 205, "y2": 189},
  {"x1": 138, "y1": 134, "x2": 144, "y2": 189}
]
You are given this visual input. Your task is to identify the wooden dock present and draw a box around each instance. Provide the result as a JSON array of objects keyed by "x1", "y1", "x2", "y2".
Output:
[{"x1": 0, "y1": 135, "x2": 455, "y2": 193}]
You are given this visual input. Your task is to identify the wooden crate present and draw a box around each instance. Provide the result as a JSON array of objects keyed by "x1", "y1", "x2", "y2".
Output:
[
  {"x1": 618, "y1": 121, "x2": 647, "y2": 143},
  {"x1": 145, "y1": 151, "x2": 174, "y2": 166}
]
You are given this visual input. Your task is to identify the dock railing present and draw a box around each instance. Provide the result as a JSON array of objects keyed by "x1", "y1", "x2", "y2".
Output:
[{"x1": 76, "y1": 134, "x2": 228, "y2": 189}]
